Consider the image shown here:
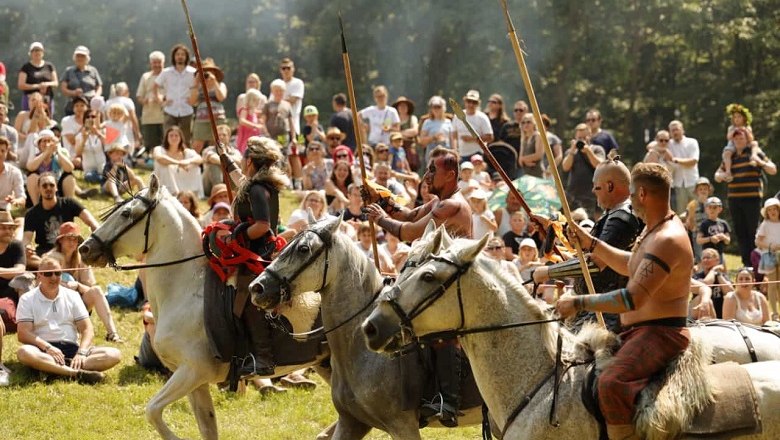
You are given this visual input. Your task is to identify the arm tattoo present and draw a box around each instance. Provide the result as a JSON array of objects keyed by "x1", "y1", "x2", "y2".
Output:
[
  {"x1": 643, "y1": 253, "x2": 670, "y2": 273},
  {"x1": 580, "y1": 288, "x2": 636, "y2": 313},
  {"x1": 376, "y1": 216, "x2": 403, "y2": 239}
]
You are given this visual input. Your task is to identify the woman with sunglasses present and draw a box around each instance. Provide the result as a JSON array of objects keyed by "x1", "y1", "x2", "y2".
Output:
[
  {"x1": 485, "y1": 94, "x2": 510, "y2": 140},
  {"x1": 517, "y1": 113, "x2": 544, "y2": 178},
  {"x1": 722, "y1": 268, "x2": 770, "y2": 325},
  {"x1": 483, "y1": 236, "x2": 522, "y2": 281},
  {"x1": 643, "y1": 130, "x2": 674, "y2": 173},
  {"x1": 302, "y1": 141, "x2": 333, "y2": 191}
]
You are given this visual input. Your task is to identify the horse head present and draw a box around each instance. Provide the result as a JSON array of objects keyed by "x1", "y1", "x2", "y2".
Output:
[
  {"x1": 361, "y1": 227, "x2": 488, "y2": 353},
  {"x1": 80, "y1": 174, "x2": 167, "y2": 267},
  {"x1": 250, "y1": 213, "x2": 340, "y2": 310}
]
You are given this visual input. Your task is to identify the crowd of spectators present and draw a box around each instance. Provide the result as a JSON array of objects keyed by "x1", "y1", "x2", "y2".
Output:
[{"x1": 0, "y1": 40, "x2": 777, "y2": 389}]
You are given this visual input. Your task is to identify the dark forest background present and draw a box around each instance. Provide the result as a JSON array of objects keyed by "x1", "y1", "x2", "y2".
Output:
[{"x1": 1, "y1": 0, "x2": 778, "y2": 190}]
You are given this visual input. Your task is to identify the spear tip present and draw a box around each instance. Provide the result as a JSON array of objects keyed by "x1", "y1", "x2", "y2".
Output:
[
  {"x1": 338, "y1": 11, "x2": 348, "y2": 53},
  {"x1": 449, "y1": 98, "x2": 466, "y2": 120}
]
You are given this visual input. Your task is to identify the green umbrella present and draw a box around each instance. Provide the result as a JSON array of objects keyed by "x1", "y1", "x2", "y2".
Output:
[{"x1": 487, "y1": 174, "x2": 562, "y2": 217}]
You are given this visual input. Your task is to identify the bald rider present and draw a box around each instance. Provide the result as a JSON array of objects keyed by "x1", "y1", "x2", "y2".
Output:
[{"x1": 534, "y1": 156, "x2": 643, "y2": 332}]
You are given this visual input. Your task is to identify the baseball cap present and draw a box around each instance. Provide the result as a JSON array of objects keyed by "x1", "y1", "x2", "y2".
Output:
[
  {"x1": 469, "y1": 189, "x2": 488, "y2": 200},
  {"x1": 517, "y1": 238, "x2": 537, "y2": 249},
  {"x1": 29, "y1": 42, "x2": 44, "y2": 53},
  {"x1": 73, "y1": 45, "x2": 90, "y2": 57},
  {"x1": 705, "y1": 196, "x2": 722, "y2": 207},
  {"x1": 464, "y1": 90, "x2": 480, "y2": 102},
  {"x1": 212, "y1": 202, "x2": 232, "y2": 214},
  {"x1": 390, "y1": 132, "x2": 403, "y2": 141},
  {"x1": 303, "y1": 105, "x2": 318, "y2": 117},
  {"x1": 36, "y1": 129, "x2": 57, "y2": 145},
  {"x1": 470, "y1": 154, "x2": 484, "y2": 163},
  {"x1": 460, "y1": 161, "x2": 474, "y2": 170}
]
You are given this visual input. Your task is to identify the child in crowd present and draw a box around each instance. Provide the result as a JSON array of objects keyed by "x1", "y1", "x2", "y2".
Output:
[
  {"x1": 756, "y1": 197, "x2": 780, "y2": 320},
  {"x1": 502, "y1": 210, "x2": 529, "y2": 260},
  {"x1": 721, "y1": 103, "x2": 758, "y2": 181},
  {"x1": 380, "y1": 233, "x2": 410, "y2": 273},
  {"x1": 302, "y1": 105, "x2": 325, "y2": 150},
  {"x1": 685, "y1": 177, "x2": 714, "y2": 261},
  {"x1": 177, "y1": 191, "x2": 201, "y2": 220},
  {"x1": 356, "y1": 223, "x2": 394, "y2": 274},
  {"x1": 103, "y1": 143, "x2": 144, "y2": 203},
  {"x1": 469, "y1": 154, "x2": 492, "y2": 190},
  {"x1": 387, "y1": 133, "x2": 410, "y2": 173},
  {"x1": 457, "y1": 161, "x2": 479, "y2": 196},
  {"x1": 469, "y1": 189, "x2": 497, "y2": 240},
  {"x1": 696, "y1": 196, "x2": 731, "y2": 264},
  {"x1": 210, "y1": 202, "x2": 232, "y2": 224},
  {"x1": 76, "y1": 111, "x2": 106, "y2": 183},
  {"x1": 515, "y1": 238, "x2": 543, "y2": 282},
  {"x1": 483, "y1": 236, "x2": 522, "y2": 281},
  {"x1": 103, "y1": 103, "x2": 133, "y2": 160},
  {"x1": 199, "y1": 184, "x2": 229, "y2": 227},
  {"x1": 236, "y1": 89, "x2": 265, "y2": 153}
]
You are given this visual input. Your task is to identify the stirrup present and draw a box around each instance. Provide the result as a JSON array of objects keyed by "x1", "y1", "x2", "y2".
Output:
[
  {"x1": 238, "y1": 353, "x2": 274, "y2": 378},
  {"x1": 420, "y1": 393, "x2": 459, "y2": 427}
]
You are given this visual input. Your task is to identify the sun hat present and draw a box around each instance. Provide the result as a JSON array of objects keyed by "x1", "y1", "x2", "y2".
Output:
[
  {"x1": 36, "y1": 129, "x2": 56, "y2": 146},
  {"x1": 392, "y1": 96, "x2": 415, "y2": 115},
  {"x1": 460, "y1": 161, "x2": 474, "y2": 170},
  {"x1": 761, "y1": 197, "x2": 780, "y2": 218},
  {"x1": 390, "y1": 132, "x2": 403, "y2": 141},
  {"x1": 694, "y1": 177, "x2": 714, "y2": 194},
  {"x1": 71, "y1": 95, "x2": 89, "y2": 107},
  {"x1": 469, "y1": 189, "x2": 488, "y2": 200},
  {"x1": 73, "y1": 45, "x2": 90, "y2": 57},
  {"x1": 325, "y1": 127, "x2": 346, "y2": 141},
  {"x1": 464, "y1": 90, "x2": 480, "y2": 102},
  {"x1": 0, "y1": 211, "x2": 15, "y2": 226},
  {"x1": 56, "y1": 222, "x2": 84, "y2": 243},
  {"x1": 470, "y1": 154, "x2": 484, "y2": 163},
  {"x1": 303, "y1": 105, "x2": 318, "y2": 117},
  {"x1": 705, "y1": 196, "x2": 722, "y2": 207},
  {"x1": 106, "y1": 143, "x2": 127, "y2": 155},
  {"x1": 208, "y1": 184, "x2": 228, "y2": 205},
  {"x1": 212, "y1": 202, "x2": 231, "y2": 214},
  {"x1": 517, "y1": 238, "x2": 537, "y2": 249},
  {"x1": 29, "y1": 42, "x2": 44, "y2": 53},
  {"x1": 195, "y1": 57, "x2": 224, "y2": 83}
]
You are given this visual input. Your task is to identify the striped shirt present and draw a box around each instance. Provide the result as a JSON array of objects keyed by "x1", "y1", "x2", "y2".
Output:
[{"x1": 728, "y1": 147, "x2": 766, "y2": 199}]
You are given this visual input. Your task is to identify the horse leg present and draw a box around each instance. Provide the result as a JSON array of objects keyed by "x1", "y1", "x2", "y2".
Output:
[
  {"x1": 187, "y1": 383, "x2": 218, "y2": 440},
  {"x1": 329, "y1": 413, "x2": 373, "y2": 440},
  {"x1": 146, "y1": 367, "x2": 206, "y2": 440}
]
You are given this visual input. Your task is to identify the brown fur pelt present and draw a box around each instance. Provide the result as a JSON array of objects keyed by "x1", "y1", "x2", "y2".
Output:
[{"x1": 571, "y1": 323, "x2": 715, "y2": 440}]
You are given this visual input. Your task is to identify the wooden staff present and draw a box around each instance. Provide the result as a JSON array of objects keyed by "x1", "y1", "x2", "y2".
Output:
[
  {"x1": 180, "y1": 0, "x2": 233, "y2": 204},
  {"x1": 338, "y1": 13, "x2": 380, "y2": 271},
  {"x1": 450, "y1": 99, "x2": 561, "y2": 259},
  {"x1": 498, "y1": 0, "x2": 604, "y2": 328}
]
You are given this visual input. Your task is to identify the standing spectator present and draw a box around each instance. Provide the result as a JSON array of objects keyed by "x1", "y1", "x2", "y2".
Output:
[
  {"x1": 59, "y1": 46, "x2": 103, "y2": 116},
  {"x1": 360, "y1": 85, "x2": 400, "y2": 147},
  {"x1": 262, "y1": 79, "x2": 297, "y2": 181},
  {"x1": 685, "y1": 177, "x2": 714, "y2": 262},
  {"x1": 301, "y1": 141, "x2": 332, "y2": 191},
  {"x1": 722, "y1": 268, "x2": 770, "y2": 325},
  {"x1": 452, "y1": 90, "x2": 493, "y2": 161},
  {"x1": 517, "y1": 113, "x2": 544, "y2": 178},
  {"x1": 329, "y1": 93, "x2": 355, "y2": 150},
  {"x1": 235, "y1": 73, "x2": 266, "y2": 118},
  {"x1": 516, "y1": 238, "x2": 543, "y2": 282},
  {"x1": 0, "y1": 61, "x2": 6, "y2": 106},
  {"x1": 17, "y1": 42, "x2": 58, "y2": 114},
  {"x1": 15, "y1": 257, "x2": 121, "y2": 384},
  {"x1": 719, "y1": 128, "x2": 776, "y2": 266},
  {"x1": 643, "y1": 130, "x2": 674, "y2": 173},
  {"x1": 392, "y1": 96, "x2": 419, "y2": 170},
  {"x1": 756, "y1": 197, "x2": 780, "y2": 320},
  {"x1": 721, "y1": 103, "x2": 756, "y2": 181},
  {"x1": 154, "y1": 44, "x2": 196, "y2": 145},
  {"x1": 483, "y1": 236, "x2": 522, "y2": 281},
  {"x1": 484, "y1": 94, "x2": 509, "y2": 140},
  {"x1": 277, "y1": 58, "x2": 304, "y2": 136},
  {"x1": 0, "y1": 137, "x2": 25, "y2": 211},
  {"x1": 501, "y1": 210, "x2": 530, "y2": 259},
  {"x1": 301, "y1": 105, "x2": 325, "y2": 149},
  {"x1": 136, "y1": 51, "x2": 166, "y2": 155},
  {"x1": 540, "y1": 114, "x2": 563, "y2": 179},
  {"x1": 152, "y1": 126, "x2": 204, "y2": 198},
  {"x1": 385, "y1": 134, "x2": 410, "y2": 174},
  {"x1": 236, "y1": 89, "x2": 266, "y2": 154},
  {"x1": 0, "y1": 103, "x2": 18, "y2": 162},
  {"x1": 666, "y1": 120, "x2": 700, "y2": 214},
  {"x1": 198, "y1": 185, "x2": 227, "y2": 227},
  {"x1": 418, "y1": 96, "x2": 453, "y2": 164},
  {"x1": 692, "y1": 248, "x2": 732, "y2": 318},
  {"x1": 189, "y1": 58, "x2": 227, "y2": 153},
  {"x1": 201, "y1": 124, "x2": 241, "y2": 197},
  {"x1": 468, "y1": 189, "x2": 497, "y2": 240},
  {"x1": 695, "y1": 197, "x2": 731, "y2": 264},
  {"x1": 584, "y1": 109, "x2": 619, "y2": 156},
  {"x1": 498, "y1": 100, "x2": 528, "y2": 155},
  {"x1": 561, "y1": 123, "x2": 605, "y2": 215}
]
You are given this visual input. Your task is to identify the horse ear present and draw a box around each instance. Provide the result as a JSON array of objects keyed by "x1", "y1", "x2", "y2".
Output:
[
  {"x1": 429, "y1": 226, "x2": 445, "y2": 255},
  {"x1": 324, "y1": 213, "x2": 341, "y2": 234},
  {"x1": 306, "y1": 207, "x2": 317, "y2": 224},
  {"x1": 148, "y1": 174, "x2": 160, "y2": 197},
  {"x1": 422, "y1": 219, "x2": 438, "y2": 238},
  {"x1": 459, "y1": 234, "x2": 491, "y2": 264},
  {"x1": 439, "y1": 226, "x2": 453, "y2": 249}
]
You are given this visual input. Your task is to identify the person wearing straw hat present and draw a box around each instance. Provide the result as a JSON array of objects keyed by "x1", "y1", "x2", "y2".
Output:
[
  {"x1": 451, "y1": 89, "x2": 493, "y2": 162},
  {"x1": 102, "y1": 142, "x2": 144, "y2": 203},
  {"x1": 324, "y1": 126, "x2": 347, "y2": 157},
  {"x1": 188, "y1": 57, "x2": 227, "y2": 154},
  {"x1": 59, "y1": 45, "x2": 103, "y2": 116},
  {"x1": 198, "y1": 183, "x2": 230, "y2": 227}
]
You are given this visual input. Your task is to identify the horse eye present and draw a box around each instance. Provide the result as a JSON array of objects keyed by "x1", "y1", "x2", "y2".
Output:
[
  {"x1": 421, "y1": 272, "x2": 435, "y2": 282},
  {"x1": 121, "y1": 208, "x2": 132, "y2": 218},
  {"x1": 299, "y1": 245, "x2": 310, "y2": 253}
]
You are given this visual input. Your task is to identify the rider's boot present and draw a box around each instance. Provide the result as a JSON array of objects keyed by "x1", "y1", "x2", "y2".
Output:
[
  {"x1": 239, "y1": 305, "x2": 275, "y2": 378},
  {"x1": 421, "y1": 343, "x2": 462, "y2": 427},
  {"x1": 606, "y1": 424, "x2": 639, "y2": 440}
]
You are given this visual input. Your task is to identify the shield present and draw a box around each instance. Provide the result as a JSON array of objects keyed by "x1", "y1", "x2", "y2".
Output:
[{"x1": 487, "y1": 175, "x2": 561, "y2": 217}]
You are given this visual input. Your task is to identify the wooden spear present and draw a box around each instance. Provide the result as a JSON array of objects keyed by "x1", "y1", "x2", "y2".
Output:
[
  {"x1": 338, "y1": 13, "x2": 381, "y2": 271},
  {"x1": 180, "y1": 0, "x2": 233, "y2": 204},
  {"x1": 498, "y1": 0, "x2": 605, "y2": 328}
]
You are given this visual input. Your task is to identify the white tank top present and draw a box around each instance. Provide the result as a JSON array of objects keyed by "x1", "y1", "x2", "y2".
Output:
[{"x1": 735, "y1": 291, "x2": 764, "y2": 325}]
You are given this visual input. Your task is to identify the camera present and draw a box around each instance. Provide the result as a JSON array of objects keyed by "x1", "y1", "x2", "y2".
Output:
[{"x1": 576, "y1": 140, "x2": 586, "y2": 150}]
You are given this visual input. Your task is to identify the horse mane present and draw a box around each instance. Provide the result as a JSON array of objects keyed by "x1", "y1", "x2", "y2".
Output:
[{"x1": 330, "y1": 224, "x2": 381, "y2": 288}]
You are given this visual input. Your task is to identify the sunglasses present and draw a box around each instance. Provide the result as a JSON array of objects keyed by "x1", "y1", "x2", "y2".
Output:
[
  {"x1": 521, "y1": 120, "x2": 534, "y2": 125},
  {"x1": 486, "y1": 246, "x2": 503, "y2": 251},
  {"x1": 308, "y1": 147, "x2": 321, "y2": 151},
  {"x1": 657, "y1": 139, "x2": 669, "y2": 143},
  {"x1": 41, "y1": 183, "x2": 56, "y2": 189},
  {"x1": 42, "y1": 271, "x2": 62, "y2": 277},
  {"x1": 514, "y1": 108, "x2": 526, "y2": 112},
  {"x1": 376, "y1": 149, "x2": 389, "y2": 153},
  {"x1": 280, "y1": 66, "x2": 292, "y2": 70},
  {"x1": 336, "y1": 153, "x2": 349, "y2": 158},
  {"x1": 586, "y1": 118, "x2": 599, "y2": 122},
  {"x1": 327, "y1": 136, "x2": 341, "y2": 141},
  {"x1": 488, "y1": 100, "x2": 498, "y2": 104}
]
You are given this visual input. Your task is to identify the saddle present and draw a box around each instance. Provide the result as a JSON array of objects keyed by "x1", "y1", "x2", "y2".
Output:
[{"x1": 577, "y1": 325, "x2": 762, "y2": 440}]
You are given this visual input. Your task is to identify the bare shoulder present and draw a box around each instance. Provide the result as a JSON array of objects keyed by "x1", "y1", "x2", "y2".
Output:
[{"x1": 643, "y1": 220, "x2": 692, "y2": 270}]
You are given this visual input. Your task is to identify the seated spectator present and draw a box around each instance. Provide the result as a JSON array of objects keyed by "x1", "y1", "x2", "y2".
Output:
[
  {"x1": 0, "y1": 103, "x2": 19, "y2": 163},
  {"x1": 176, "y1": 191, "x2": 201, "y2": 222},
  {"x1": 457, "y1": 161, "x2": 479, "y2": 196},
  {"x1": 0, "y1": 210, "x2": 25, "y2": 385},
  {"x1": 287, "y1": 190, "x2": 328, "y2": 233},
  {"x1": 153, "y1": 125, "x2": 204, "y2": 198},
  {"x1": 324, "y1": 127, "x2": 347, "y2": 157},
  {"x1": 301, "y1": 141, "x2": 332, "y2": 191},
  {"x1": 696, "y1": 196, "x2": 731, "y2": 264},
  {"x1": 371, "y1": 161, "x2": 408, "y2": 201},
  {"x1": 198, "y1": 185, "x2": 228, "y2": 227},
  {"x1": 45, "y1": 222, "x2": 122, "y2": 342},
  {"x1": 201, "y1": 124, "x2": 241, "y2": 198},
  {"x1": 135, "y1": 301, "x2": 168, "y2": 375},
  {"x1": 0, "y1": 317, "x2": 8, "y2": 385},
  {"x1": 61, "y1": 96, "x2": 90, "y2": 163},
  {"x1": 722, "y1": 268, "x2": 770, "y2": 325},
  {"x1": 0, "y1": 136, "x2": 26, "y2": 212},
  {"x1": 483, "y1": 236, "x2": 521, "y2": 281},
  {"x1": 692, "y1": 248, "x2": 733, "y2": 318},
  {"x1": 23, "y1": 172, "x2": 99, "y2": 269},
  {"x1": 756, "y1": 197, "x2": 780, "y2": 320},
  {"x1": 355, "y1": 223, "x2": 394, "y2": 273},
  {"x1": 516, "y1": 238, "x2": 543, "y2": 282},
  {"x1": 502, "y1": 210, "x2": 529, "y2": 260},
  {"x1": 342, "y1": 183, "x2": 366, "y2": 225},
  {"x1": 26, "y1": 129, "x2": 76, "y2": 205},
  {"x1": 380, "y1": 233, "x2": 410, "y2": 273},
  {"x1": 103, "y1": 143, "x2": 144, "y2": 203},
  {"x1": 469, "y1": 189, "x2": 497, "y2": 240},
  {"x1": 689, "y1": 278, "x2": 717, "y2": 321},
  {"x1": 15, "y1": 257, "x2": 121, "y2": 384},
  {"x1": 75, "y1": 111, "x2": 106, "y2": 184},
  {"x1": 324, "y1": 160, "x2": 353, "y2": 214},
  {"x1": 14, "y1": 91, "x2": 54, "y2": 152},
  {"x1": 210, "y1": 202, "x2": 232, "y2": 224}
]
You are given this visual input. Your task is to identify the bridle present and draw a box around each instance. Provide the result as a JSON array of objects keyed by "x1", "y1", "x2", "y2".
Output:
[
  {"x1": 90, "y1": 193, "x2": 159, "y2": 267},
  {"x1": 262, "y1": 228, "x2": 332, "y2": 305}
]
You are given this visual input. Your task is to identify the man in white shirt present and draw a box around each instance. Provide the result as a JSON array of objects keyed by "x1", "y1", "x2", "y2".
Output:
[
  {"x1": 452, "y1": 90, "x2": 493, "y2": 161},
  {"x1": 278, "y1": 58, "x2": 304, "y2": 136},
  {"x1": 359, "y1": 85, "x2": 400, "y2": 147},
  {"x1": 154, "y1": 44, "x2": 195, "y2": 145},
  {"x1": 15, "y1": 257, "x2": 121, "y2": 383},
  {"x1": 667, "y1": 120, "x2": 700, "y2": 214}
]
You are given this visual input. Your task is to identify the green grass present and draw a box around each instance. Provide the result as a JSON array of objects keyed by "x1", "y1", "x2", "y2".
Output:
[{"x1": 0, "y1": 168, "x2": 478, "y2": 439}]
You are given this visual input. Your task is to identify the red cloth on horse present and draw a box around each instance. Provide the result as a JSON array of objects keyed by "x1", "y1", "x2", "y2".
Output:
[{"x1": 598, "y1": 324, "x2": 690, "y2": 425}]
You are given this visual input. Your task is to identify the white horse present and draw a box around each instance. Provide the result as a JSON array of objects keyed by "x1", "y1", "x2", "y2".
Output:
[
  {"x1": 362, "y1": 228, "x2": 780, "y2": 439},
  {"x1": 79, "y1": 175, "x2": 329, "y2": 440},
  {"x1": 249, "y1": 215, "x2": 484, "y2": 439}
]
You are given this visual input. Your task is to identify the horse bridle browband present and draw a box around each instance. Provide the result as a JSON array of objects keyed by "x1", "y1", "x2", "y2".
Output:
[
  {"x1": 262, "y1": 228, "x2": 332, "y2": 305},
  {"x1": 90, "y1": 194, "x2": 159, "y2": 267}
]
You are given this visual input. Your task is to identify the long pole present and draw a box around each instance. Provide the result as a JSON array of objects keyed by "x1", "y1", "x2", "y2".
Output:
[
  {"x1": 180, "y1": 0, "x2": 233, "y2": 205},
  {"x1": 339, "y1": 13, "x2": 380, "y2": 271},
  {"x1": 498, "y1": 0, "x2": 604, "y2": 328}
]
